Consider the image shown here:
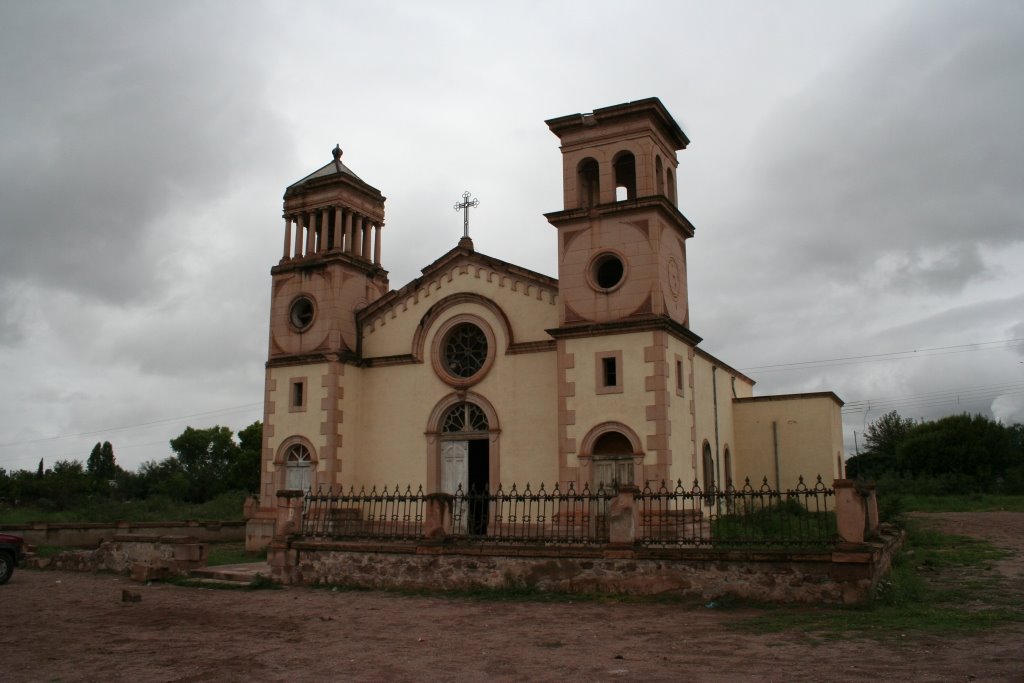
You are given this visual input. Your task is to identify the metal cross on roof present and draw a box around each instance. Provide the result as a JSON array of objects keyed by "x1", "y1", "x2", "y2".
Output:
[{"x1": 453, "y1": 190, "x2": 479, "y2": 239}]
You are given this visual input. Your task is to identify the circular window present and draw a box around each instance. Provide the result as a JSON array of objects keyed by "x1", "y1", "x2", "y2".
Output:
[
  {"x1": 443, "y1": 323, "x2": 488, "y2": 378},
  {"x1": 590, "y1": 252, "x2": 626, "y2": 291},
  {"x1": 289, "y1": 296, "x2": 315, "y2": 331},
  {"x1": 431, "y1": 316, "x2": 496, "y2": 388}
]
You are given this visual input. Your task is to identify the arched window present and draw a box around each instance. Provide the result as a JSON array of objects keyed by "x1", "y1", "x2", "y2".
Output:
[
  {"x1": 285, "y1": 443, "x2": 312, "y2": 491},
  {"x1": 666, "y1": 168, "x2": 676, "y2": 204},
  {"x1": 441, "y1": 402, "x2": 489, "y2": 433},
  {"x1": 613, "y1": 151, "x2": 636, "y2": 201},
  {"x1": 723, "y1": 446, "x2": 733, "y2": 488},
  {"x1": 702, "y1": 441, "x2": 715, "y2": 492},
  {"x1": 577, "y1": 157, "x2": 600, "y2": 208},
  {"x1": 593, "y1": 430, "x2": 634, "y2": 487},
  {"x1": 655, "y1": 156, "x2": 664, "y2": 195}
]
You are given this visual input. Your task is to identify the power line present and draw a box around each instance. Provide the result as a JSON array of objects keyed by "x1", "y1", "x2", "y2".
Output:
[{"x1": 742, "y1": 338, "x2": 1022, "y2": 373}]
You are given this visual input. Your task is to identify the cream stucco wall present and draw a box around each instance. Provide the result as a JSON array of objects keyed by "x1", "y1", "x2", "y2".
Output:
[
  {"x1": 265, "y1": 362, "x2": 330, "y2": 495},
  {"x1": 344, "y1": 297, "x2": 559, "y2": 490},
  {"x1": 733, "y1": 394, "x2": 844, "y2": 489}
]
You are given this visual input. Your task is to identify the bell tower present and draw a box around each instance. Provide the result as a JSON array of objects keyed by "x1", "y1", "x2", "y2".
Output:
[
  {"x1": 544, "y1": 98, "x2": 694, "y2": 329},
  {"x1": 270, "y1": 145, "x2": 389, "y2": 360},
  {"x1": 545, "y1": 99, "x2": 698, "y2": 488},
  {"x1": 260, "y1": 146, "x2": 389, "y2": 501}
]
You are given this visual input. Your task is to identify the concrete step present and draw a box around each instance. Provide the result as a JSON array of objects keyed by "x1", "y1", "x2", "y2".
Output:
[{"x1": 190, "y1": 562, "x2": 272, "y2": 585}]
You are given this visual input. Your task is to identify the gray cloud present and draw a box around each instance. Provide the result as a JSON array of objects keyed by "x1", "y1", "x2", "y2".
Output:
[
  {"x1": 724, "y1": 2, "x2": 1024, "y2": 293},
  {"x1": 0, "y1": 1, "x2": 292, "y2": 304}
]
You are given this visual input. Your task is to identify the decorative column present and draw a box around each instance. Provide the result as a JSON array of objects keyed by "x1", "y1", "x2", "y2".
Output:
[
  {"x1": 293, "y1": 214, "x2": 304, "y2": 258},
  {"x1": 317, "y1": 208, "x2": 328, "y2": 253},
  {"x1": 332, "y1": 207, "x2": 343, "y2": 251},
  {"x1": 361, "y1": 220, "x2": 372, "y2": 260},
  {"x1": 373, "y1": 223, "x2": 382, "y2": 264},
  {"x1": 345, "y1": 212, "x2": 355, "y2": 254},
  {"x1": 282, "y1": 216, "x2": 293, "y2": 260}
]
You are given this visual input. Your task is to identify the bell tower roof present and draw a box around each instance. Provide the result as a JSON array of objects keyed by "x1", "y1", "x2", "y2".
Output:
[{"x1": 284, "y1": 144, "x2": 380, "y2": 200}]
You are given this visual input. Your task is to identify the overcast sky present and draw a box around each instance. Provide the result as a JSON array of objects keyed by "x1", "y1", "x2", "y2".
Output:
[{"x1": 1, "y1": 0, "x2": 1022, "y2": 475}]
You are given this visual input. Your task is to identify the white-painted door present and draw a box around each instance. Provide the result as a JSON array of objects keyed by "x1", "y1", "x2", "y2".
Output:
[{"x1": 441, "y1": 440, "x2": 469, "y2": 494}]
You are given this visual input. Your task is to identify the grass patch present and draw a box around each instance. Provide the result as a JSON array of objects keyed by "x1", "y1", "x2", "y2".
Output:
[
  {"x1": 0, "y1": 490, "x2": 248, "y2": 524},
  {"x1": 727, "y1": 519, "x2": 1021, "y2": 638},
  {"x1": 206, "y1": 542, "x2": 264, "y2": 567},
  {"x1": 711, "y1": 498, "x2": 835, "y2": 549}
]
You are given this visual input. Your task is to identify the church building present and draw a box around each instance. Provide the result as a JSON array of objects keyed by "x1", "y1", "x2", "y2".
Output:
[{"x1": 251, "y1": 98, "x2": 844, "y2": 525}]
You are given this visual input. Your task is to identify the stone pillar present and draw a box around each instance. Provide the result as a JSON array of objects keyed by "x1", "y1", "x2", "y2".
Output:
[
  {"x1": 333, "y1": 207, "x2": 343, "y2": 251},
  {"x1": 423, "y1": 493, "x2": 455, "y2": 543},
  {"x1": 282, "y1": 216, "x2": 293, "y2": 260},
  {"x1": 269, "y1": 489, "x2": 305, "y2": 585},
  {"x1": 293, "y1": 214, "x2": 304, "y2": 258},
  {"x1": 344, "y1": 210, "x2": 354, "y2": 253},
  {"x1": 864, "y1": 484, "x2": 879, "y2": 537},
  {"x1": 361, "y1": 220, "x2": 372, "y2": 260},
  {"x1": 273, "y1": 489, "x2": 306, "y2": 540},
  {"x1": 607, "y1": 485, "x2": 639, "y2": 547},
  {"x1": 833, "y1": 479, "x2": 866, "y2": 544},
  {"x1": 373, "y1": 223, "x2": 382, "y2": 265}
]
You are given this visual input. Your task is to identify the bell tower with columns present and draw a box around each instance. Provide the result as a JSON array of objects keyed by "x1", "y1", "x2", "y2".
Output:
[{"x1": 259, "y1": 145, "x2": 389, "y2": 502}]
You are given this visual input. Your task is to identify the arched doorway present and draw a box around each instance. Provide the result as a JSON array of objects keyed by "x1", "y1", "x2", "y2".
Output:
[
  {"x1": 592, "y1": 431, "x2": 635, "y2": 488},
  {"x1": 579, "y1": 423, "x2": 643, "y2": 489},
  {"x1": 437, "y1": 400, "x2": 491, "y2": 535}
]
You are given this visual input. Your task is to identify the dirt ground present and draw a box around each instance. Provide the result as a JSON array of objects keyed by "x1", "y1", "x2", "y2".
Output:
[{"x1": 4, "y1": 513, "x2": 1023, "y2": 683}]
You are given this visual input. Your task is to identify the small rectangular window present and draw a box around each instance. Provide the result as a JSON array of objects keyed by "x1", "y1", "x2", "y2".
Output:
[
  {"x1": 675, "y1": 355, "x2": 685, "y2": 397},
  {"x1": 602, "y1": 357, "x2": 617, "y2": 387},
  {"x1": 289, "y1": 377, "x2": 307, "y2": 412},
  {"x1": 595, "y1": 351, "x2": 623, "y2": 394}
]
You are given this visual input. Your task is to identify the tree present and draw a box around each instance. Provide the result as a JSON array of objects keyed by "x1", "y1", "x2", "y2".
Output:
[
  {"x1": 169, "y1": 425, "x2": 241, "y2": 502},
  {"x1": 230, "y1": 421, "x2": 262, "y2": 494},
  {"x1": 895, "y1": 414, "x2": 1022, "y2": 492},
  {"x1": 846, "y1": 410, "x2": 917, "y2": 479},
  {"x1": 86, "y1": 441, "x2": 118, "y2": 481}
]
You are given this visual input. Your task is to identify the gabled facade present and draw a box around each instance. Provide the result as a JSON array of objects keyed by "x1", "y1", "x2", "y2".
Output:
[{"x1": 251, "y1": 99, "x2": 844, "y2": 537}]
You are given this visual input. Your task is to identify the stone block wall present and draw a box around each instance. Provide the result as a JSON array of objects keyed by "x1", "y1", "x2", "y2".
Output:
[{"x1": 33, "y1": 534, "x2": 208, "y2": 579}]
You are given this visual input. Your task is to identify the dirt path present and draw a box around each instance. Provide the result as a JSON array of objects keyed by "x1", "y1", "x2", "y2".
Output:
[{"x1": 4, "y1": 513, "x2": 1023, "y2": 682}]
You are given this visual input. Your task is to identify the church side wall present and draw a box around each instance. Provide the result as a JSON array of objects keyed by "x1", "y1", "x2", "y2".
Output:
[
  {"x1": 665, "y1": 337, "x2": 696, "y2": 486},
  {"x1": 732, "y1": 395, "x2": 843, "y2": 488}
]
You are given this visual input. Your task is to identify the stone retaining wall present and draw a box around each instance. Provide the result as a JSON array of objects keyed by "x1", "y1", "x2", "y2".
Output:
[
  {"x1": 276, "y1": 526, "x2": 903, "y2": 604},
  {"x1": 33, "y1": 534, "x2": 208, "y2": 581},
  {"x1": 2, "y1": 520, "x2": 244, "y2": 548}
]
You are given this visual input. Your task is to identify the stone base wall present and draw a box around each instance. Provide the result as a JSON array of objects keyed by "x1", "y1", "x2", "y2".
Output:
[
  {"x1": 274, "y1": 527, "x2": 903, "y2": 605},
  {"x1": 3, "y1": 520, "x2": 244, "y2": 548},
  {"x1": 245, "y1": 514, "x2": 277, "y2": 552},
  {"x1": 32, "y1": 534, "x2": 208, "y2": 580}
]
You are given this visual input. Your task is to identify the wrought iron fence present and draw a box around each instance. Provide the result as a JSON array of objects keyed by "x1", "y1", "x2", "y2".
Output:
[
  {"x1": 301, "y1": 485, "x2": 426, "y2": 540},
  {"x1": 298, "y1": 476, "x2": 836, "y2": 548},
  {"x1": 637, "y1": 476, "x2": 835, "y2": 548},
  {"x1": 452, "y1": 482, "x2": 615, "y2": 545}
]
